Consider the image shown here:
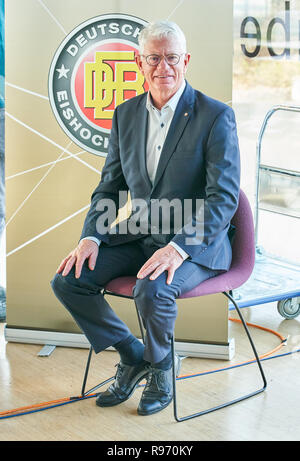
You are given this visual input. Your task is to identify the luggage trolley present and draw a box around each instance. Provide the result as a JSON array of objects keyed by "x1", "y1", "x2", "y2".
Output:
[{"x1": 232, "y1": 105, "x2": 300, "y2": 319}]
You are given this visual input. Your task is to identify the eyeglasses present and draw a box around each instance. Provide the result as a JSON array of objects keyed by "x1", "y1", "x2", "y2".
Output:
[{"x1": 141, "y1": 53, "x2": 186, "y2": 66}]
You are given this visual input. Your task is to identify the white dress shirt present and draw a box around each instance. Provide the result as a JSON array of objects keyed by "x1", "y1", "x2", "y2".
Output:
[
  {"x1": 145, "y1": 80, "x2": 185, "y2": 184},
  {"x1": 83, "y1": 80, "x2": 189, "y2": 260},
  {"x1": 145, "y1": 81, "x2": 189, "y2": 260}
]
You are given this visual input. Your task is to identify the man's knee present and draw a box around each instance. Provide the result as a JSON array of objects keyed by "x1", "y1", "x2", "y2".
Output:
[
  {"x1": 51, "y1": 267, "x2": 90, "y2": 297},
  {"x1": 51, "y1": 262, "x2": 104, "y2": 297},
  {"x1": 51, "y1": 271, "x2": 75, "y2": 297},
  {"x1": 134, "y1": 277, "x2": 176, "y2": 319}
]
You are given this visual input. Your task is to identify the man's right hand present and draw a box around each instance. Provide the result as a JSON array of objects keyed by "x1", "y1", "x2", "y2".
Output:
[{"x1": 56, "y1": 239, "x2": 99, "y2": 279}]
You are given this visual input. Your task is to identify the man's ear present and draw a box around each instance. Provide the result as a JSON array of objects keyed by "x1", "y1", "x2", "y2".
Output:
[
  {"x1": 183, "y1": 53, "x2": 191, "y2": 74},
  {"x1": 135, "y1": 53, "x2": 144, "y2": 75}
]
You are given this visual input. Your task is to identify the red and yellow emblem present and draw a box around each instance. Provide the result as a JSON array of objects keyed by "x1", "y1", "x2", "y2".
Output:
[{"x1": 49, "y1": 14, "x2": 149, "y2": 156}]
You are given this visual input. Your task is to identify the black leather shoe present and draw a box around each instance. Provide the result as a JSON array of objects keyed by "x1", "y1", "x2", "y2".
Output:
[
  {"x1": 137, "y1": 355, "x2": 181, "y2": 416},
  {"x1": 96, "y1": 360, "x2": 150, "y2": 407}
]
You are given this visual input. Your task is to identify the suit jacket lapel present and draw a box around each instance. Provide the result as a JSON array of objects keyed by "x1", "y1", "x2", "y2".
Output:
[{"x1": 152, "y1": 82, "x2": 195, "y2": 191}]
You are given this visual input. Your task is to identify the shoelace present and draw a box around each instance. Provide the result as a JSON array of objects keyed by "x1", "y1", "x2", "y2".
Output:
[
  {"x1": 114, "y1": 362, "x2": 124, "y2": 381},
  {"x1": 144, "y1": 368, "x2": 168, "y2": 393}
]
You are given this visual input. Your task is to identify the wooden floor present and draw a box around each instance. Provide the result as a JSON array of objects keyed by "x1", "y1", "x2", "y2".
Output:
[{"x1": 0, "y1": 302, "x2": 300, "y2": 441}]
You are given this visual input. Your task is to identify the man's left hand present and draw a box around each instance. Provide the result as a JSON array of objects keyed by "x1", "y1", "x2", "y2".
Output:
[{"x1": 137, "y1": 244, "x2": 184, "y2": 285}]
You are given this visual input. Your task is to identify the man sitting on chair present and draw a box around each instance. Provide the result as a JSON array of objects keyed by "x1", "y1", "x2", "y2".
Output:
[{"x1": 51, "y1": 20, "x2": 240, "y2": 416}]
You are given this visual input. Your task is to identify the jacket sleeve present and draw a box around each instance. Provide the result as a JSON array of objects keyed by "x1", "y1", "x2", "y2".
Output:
[
  {"x1": 171, "y1": 106, "x2": 240, "y2": 260},
  {"x1": 80, "y1": 107, "x2": 129, "y2": 242}
]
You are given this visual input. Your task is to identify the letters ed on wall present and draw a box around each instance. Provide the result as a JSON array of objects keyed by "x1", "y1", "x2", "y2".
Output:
[{"x1": 240, "y1": 1, "x2": 300, "y2": 59}]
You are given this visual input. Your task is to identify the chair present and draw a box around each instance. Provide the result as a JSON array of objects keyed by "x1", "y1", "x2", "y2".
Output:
[{"x1": 80, "y1": 190, "x2": 267, "y2": 421}]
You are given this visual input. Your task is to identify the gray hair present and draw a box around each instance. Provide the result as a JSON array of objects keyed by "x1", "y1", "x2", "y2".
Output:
[{"x1": 138, "y1": 21, "x2": 187, "y2": 53}]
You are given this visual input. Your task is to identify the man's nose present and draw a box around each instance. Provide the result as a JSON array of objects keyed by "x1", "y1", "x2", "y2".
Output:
[{"x1": 157, "y1": 56, "x2": 170, "y2": 71}]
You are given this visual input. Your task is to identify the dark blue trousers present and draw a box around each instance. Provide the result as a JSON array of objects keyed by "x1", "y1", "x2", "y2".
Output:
[{"x1": 51, "y1": 239, "x2": 217, "y2": 364}]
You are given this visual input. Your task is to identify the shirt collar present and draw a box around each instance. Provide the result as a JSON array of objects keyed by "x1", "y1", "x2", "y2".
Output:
[{"x1": 146, "y1": 80, "x2": 186, "y2": 114}]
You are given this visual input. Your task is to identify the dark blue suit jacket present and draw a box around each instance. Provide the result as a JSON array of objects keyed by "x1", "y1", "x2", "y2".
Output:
[{"x1": 81, "y1": 81, "x2": 240, "y2": 270}]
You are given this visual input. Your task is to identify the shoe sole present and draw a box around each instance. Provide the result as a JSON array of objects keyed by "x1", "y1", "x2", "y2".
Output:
[{"x1": 96, "y1": 370, "x2": 149, "y2": 408}]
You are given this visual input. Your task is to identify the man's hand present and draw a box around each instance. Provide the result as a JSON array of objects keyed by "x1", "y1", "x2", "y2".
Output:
[
  {"x1": 56, "y1": 239, "x2": 99, "y2": 279},
  {"x1": 137, "y1": 244, "x2": 184, "y2": 285}
]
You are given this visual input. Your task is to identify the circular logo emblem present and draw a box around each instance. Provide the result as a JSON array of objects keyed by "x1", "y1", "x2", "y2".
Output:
[{"x1": 48, "y1": 14, "x2": 149, "y2": 157}]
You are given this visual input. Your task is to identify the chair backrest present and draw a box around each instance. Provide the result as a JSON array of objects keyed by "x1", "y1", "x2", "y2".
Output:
[
  {"x1": 230, "y1": 189, "x2": 255, "y2": 282},
  {"x1": 179, "y1": 189, "x2": 256, "y2": 298}
]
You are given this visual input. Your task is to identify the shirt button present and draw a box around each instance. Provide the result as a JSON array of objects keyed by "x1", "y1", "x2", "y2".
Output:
[
  {"x1": 157, "y1": 145, "x2": 161, "y2": 150},
  {"x1": 161, "y1": 123, "x2": 164, "y2": 128}
]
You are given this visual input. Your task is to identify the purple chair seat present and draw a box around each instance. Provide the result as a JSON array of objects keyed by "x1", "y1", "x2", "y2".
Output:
[{"x1": 104, "y1": 190, "x2": 255, "y2": 299}]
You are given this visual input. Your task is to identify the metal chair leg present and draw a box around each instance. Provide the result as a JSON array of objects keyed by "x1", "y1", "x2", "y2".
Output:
[
  {"x1": 104, "y1": 290, "x2": 145, "y2": 344},
  {"x1": 81, "y1": 345, "x2": 93, "y2": 396},
  {"x1": 172, "y1": 291, "x2": 267, "y2": 422},
  {"x1": 224, "y1": 291, "x2": 267, "y2": 391},
  {"x1": 80, "y1": 292, "x2": 145, "y2": 397},
  {"x1": 81, "y1": 345, "x2": 115, "y2": 397},
  {"x1": 134, "y1": 300, "x2": 146, "y2": 344}
]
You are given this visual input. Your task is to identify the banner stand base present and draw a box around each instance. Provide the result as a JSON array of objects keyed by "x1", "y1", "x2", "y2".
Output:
[{"x1": 4, "y1": 326, "x2": 235, "y2": 360}]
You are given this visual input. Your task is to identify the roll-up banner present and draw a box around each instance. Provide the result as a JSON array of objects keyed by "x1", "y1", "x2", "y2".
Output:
[
  {"x1": 0, "y1": 0, "x2": 4, "y2": 322},
  {"x1": 5, "y1": 0, "x2": 234, "y2": 358}
]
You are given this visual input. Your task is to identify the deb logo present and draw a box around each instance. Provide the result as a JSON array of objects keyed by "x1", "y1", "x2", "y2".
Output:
[{"x1": 48, "y1": 14, "x2": 149, "y2": 156}]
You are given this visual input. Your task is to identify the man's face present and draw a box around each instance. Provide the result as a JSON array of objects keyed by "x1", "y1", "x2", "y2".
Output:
[{"x1": 136, "y1": 35, "x2": 190, "y2": 105}]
